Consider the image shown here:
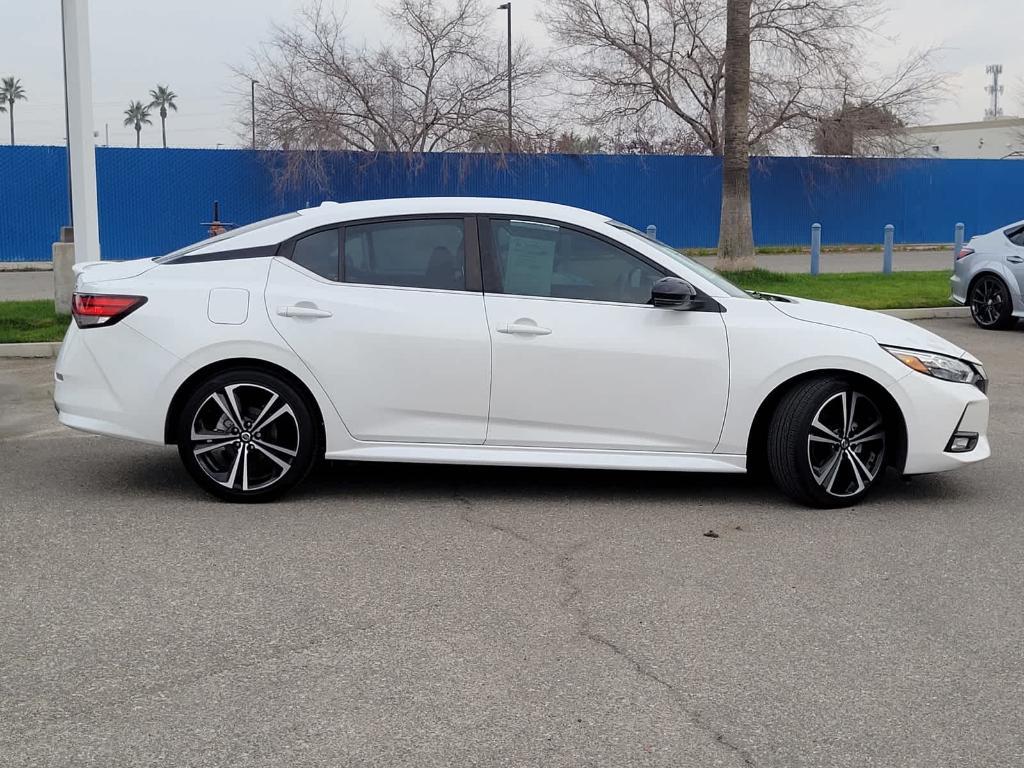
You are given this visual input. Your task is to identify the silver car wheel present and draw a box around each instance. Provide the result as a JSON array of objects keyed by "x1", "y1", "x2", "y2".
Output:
[
  {"x1": 970, "y1": 276, "x2": 1008, "y2": 328},
  {"x1": 807, "y1": 391, "x2": 886, "y2": 498},
  {"x1": 189, "y1": 383, "x2": 299, "y2": 492}
]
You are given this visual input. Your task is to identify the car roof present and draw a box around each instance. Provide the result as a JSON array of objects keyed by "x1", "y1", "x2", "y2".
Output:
[
  {"x1": 295, "y1": 197, "x2": 611, "y2": 228},
  {"x1": 178, "y1": 197, "x2": 615, "y2": 258}
]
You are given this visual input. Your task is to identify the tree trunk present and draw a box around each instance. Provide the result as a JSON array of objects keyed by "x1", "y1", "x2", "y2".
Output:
[
  {"x1": 8, "y1": 105, "x2": 13, "y2": 146},
  {"x1": 136, "y1": 126, "x2": 141, "y2": 148},
  {"x1": 161, "y1": 108, "x2": 167, "y2": 148},
  {"x1": 716, "y1": 0, "x2": 756, "y2": 270}
]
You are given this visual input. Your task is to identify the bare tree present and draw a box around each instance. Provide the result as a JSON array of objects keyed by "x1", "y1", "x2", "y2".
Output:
[
  {"x1": 818, "y1": 51, "x2": 946, "y2": 156},
  {"x1": 542, "y1": 0, "x2": 942, "y2": 153},
  {"x1": 718, "y1": 0, "x2": 754, "y2": 267},
  {"x1": 541, "y1": 0, "x2": 944, "y2": 264},
  {"x1": 239, "y1": 0, "x2": 544, "y2": 185},
  {"x1": 1010, "y1": 79, "x2": 1024, "y2": 158}
]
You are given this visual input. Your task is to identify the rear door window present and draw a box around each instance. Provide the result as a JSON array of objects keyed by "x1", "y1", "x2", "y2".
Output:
[{"x1": 343, "y1": 219, "x2": 466, "y2": 291}]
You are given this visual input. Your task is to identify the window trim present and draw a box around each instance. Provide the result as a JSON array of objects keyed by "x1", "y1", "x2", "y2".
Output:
[
  {"x1": 278, "y1": 214, "x2": 482, "y2": 293},
  {"x1": 477, "y1": 215, "x2": 721, "y2": 311}
]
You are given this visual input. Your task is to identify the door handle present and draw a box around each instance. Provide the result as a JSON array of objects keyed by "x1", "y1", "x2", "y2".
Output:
[
  {"x1": 498, "y1": 322, "x2": 552, "y2": 336},
  {"x1": 1007, "y1": 256, "x2": 1024, "y2": 264},
  {"x1": 277, "y1": 305, "x2": 333, "y2": 319}
]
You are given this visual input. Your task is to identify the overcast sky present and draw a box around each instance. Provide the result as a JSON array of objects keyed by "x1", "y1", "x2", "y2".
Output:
[{"x1": 3, "y1": 0, "x2": 1022, "y2": 149}]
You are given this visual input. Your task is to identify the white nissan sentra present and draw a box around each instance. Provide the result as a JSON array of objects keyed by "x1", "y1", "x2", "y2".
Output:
[{"x1": 54, "y1": 198, "x2": 990, "y2": 506}]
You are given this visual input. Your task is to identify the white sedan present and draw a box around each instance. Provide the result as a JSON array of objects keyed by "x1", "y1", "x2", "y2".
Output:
[{"x1": 55, "y1": 198, "x2": 990, "y2": 506}]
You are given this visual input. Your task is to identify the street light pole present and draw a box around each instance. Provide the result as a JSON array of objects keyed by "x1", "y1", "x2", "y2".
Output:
[
  {"x1": 60, "y1": 0, "x2": 100, "y2": 264},
  {"x1": 497, "y1": 3, "x2": 512, "y2": 152},
  {"x1": 251, "y1": 79, "x2": 258, "y2": 150}
]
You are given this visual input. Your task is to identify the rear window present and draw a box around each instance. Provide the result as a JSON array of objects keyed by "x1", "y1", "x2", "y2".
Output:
[
  {"x1": 1004, "y1": 225, "x2": 1024, "y2": 247},
  {"x1": 155, "y1": 212, "x2": 299, "y2": 263}
]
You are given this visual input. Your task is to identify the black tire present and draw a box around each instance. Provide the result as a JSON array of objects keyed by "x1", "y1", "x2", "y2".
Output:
[
  {"x1": 176, "y1": 368, "x2": 320, "y2": 502},
  {"x1": 766, "y1": 377, "x2": 888, "y2": 508},
  {"x1": 968, "y1": 275, "x2": 1017, "y2": 330}
]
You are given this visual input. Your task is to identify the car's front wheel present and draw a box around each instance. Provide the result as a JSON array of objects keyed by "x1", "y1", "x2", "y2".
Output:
[
  {"x1": 176, "y1": 369, "x2": 319, "y2": 502},
  {"x1": 969, "y1": 275, "x2": 1016, "y2": 330},
  {"x1": 767, "y1": 377, "x2": 888, "y2": 508}
]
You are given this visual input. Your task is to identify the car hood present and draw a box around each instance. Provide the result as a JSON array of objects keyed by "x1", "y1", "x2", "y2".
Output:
[{"x1": 768, "y1": 296, "x2": 967, "y2": 358}]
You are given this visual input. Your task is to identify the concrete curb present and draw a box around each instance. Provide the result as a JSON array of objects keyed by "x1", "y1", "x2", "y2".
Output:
[
  {"x1": 879, "y1": 306, "x2": 971, "y2": 320},
  {"x1": 0, "y1": 342, "x2": 61, "y2": 359},
  {"x1": 0, "y1": 262, "x2": 52, "y2": 272}
]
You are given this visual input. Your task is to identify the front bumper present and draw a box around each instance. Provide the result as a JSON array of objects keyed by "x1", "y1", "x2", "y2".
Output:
[{"x1": 889, "y1": 369, "x2": 990, "y2": 475}]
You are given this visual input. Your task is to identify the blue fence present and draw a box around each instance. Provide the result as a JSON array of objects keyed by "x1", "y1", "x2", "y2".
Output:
[{"x1": 1, "y1": 145, "x2": 1022, "y2": 262}]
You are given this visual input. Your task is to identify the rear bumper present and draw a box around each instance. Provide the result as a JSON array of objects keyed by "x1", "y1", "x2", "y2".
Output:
[
  {"x1": 949, "y1": 271, "x2": 967, "y2": 306},
  {"x1": 54, "y1": 321, "x2": 180, "y2": 445},
  {"x1": 890, "y1": 371, "x2": 990, "y2": 475}
]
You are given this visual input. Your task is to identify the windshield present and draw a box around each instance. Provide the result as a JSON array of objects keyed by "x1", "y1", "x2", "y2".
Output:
[
  {"x1": 155, "y1": 212, "x2": 300, "y2": 263},
  {"x1": 608, "y1": 221, "x2": 750, "y2": 299}
]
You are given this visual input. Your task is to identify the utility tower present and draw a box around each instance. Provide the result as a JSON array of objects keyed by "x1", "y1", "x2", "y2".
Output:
[{"x1": 984, "y1": 64, "x2": 1004, "y2": 120}]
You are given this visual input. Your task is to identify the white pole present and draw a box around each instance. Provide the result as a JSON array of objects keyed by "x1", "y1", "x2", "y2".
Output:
[{"x1": 61, "y1": 0, "x2": 100, "y2": 264}]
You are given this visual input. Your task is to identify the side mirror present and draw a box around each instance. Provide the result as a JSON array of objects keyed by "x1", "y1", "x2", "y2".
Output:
[{"x1": 651, "y1": 277, "x2": 703, "y2": 310}]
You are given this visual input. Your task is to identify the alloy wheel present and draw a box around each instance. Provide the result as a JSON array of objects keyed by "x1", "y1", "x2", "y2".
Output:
[
  {"x1": 806, "y1": 391, "x2": 886, "y2": 499},
  {"x1": 189, "y1": 382, "x2": 300, "y2": 492},
  {"x1": 970, "y1": 276, "x2": 1008, "y2": 328}
]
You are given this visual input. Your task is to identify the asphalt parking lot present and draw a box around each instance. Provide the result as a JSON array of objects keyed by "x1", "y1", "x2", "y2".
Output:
[{"x1": 1, "y1": 318, "x2": 1022, "y2": 767}]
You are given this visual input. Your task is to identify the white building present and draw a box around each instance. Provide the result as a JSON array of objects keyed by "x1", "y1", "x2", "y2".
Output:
[{"x1": 902, "y1": 117, "x2": 1024, "y2": 159}]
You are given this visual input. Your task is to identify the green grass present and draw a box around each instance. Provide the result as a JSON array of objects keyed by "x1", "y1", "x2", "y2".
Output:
[
  {"x1": 0, "y1": 300, "x2": 71, "y2": 343},
  {"x1": 719, "y1": 269, "x2": 953, "y2": 310},
  {"x1": 682, "y1": 244, "x2": 928, "y2": 257}
]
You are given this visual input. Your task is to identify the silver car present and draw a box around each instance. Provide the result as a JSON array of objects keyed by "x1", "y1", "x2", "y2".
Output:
[{"x1": 951, "y1": 219, "x2": 1024, "y2": 330}]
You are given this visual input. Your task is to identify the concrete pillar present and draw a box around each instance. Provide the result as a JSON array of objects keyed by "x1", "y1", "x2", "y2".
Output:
[
  {"x1": 810, "y1": 223, "x2": 821, "y2": 275},
  {"x1": 882, "y1": 224, "x2": 894, "y2": 274},
  {"x1": 53, "y1": 227, "x2": 76, "y2": 315}
]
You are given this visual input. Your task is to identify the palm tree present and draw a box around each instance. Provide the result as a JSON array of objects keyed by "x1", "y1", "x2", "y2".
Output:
[
  {"x1": 0, "y1": 77, "x2": 28, "y2": 145},
  {"x1": 716, "y1": 0, "x2": 755, "y2": 270},
  {"x1": 123, "y1": 100, "x2": 152, "y2": 148},
  {"x1": 148, "y1": 84, "x2": 178, "y2": 148}
]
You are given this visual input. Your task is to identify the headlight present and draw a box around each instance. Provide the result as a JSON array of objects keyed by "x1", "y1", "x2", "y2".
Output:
[{"x1": 883, "y1": 346, "x2": 983, "y2": 386}]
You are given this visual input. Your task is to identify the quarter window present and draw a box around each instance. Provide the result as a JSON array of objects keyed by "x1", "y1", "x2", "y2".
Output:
[
  {"x1": 343, "y1": 219, "x2": 466, "y2": 291},
  {"x1": 485, "y1": 219, "x2": 663, "y2": 304},
  {"x1": 291, "y1": 228, "x2": 340, "y2": 281}
]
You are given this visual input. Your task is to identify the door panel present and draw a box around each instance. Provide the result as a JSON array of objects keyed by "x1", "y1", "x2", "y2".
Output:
[
  {"x1": 267, "y1": 258, "x2": 491, "y2": 444},
  {"x1": 484, "y1": 294, "x2": 730, "y2": 452}
]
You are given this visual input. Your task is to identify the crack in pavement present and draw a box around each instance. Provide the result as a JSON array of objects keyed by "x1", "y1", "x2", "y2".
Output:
[{"x1": 455, "y1": 487, "x2": 758, "y2": 767}]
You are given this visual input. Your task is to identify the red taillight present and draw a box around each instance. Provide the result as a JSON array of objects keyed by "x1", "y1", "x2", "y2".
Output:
[
  {"x1": 955, "y1": 246, "x2": 975, "y2": 261},
  {"x1": 71, "y1": 293, "x2": 147, "y2": 328}
]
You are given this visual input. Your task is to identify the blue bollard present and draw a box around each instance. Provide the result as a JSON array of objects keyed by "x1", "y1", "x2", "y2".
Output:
[
  {"x1": 810, "y1": 223, "x2": 821, "y2": 275},
  {"x1": 883, "y1": 224, "x2": 894, "y2": 274},
  {"x1": 646, "y1": 224, "x2": 657, "y2": 240},
  {"x1": 953, "y1": 222, "x2": 964, "y2": 265}
]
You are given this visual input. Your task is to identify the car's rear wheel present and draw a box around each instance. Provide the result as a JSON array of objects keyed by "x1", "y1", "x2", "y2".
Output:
[
  {"x1": 176, "y1": 369, "x2": 319, "y2": 502},
  {"x1": 767, "y1": 377, "x2": 888, "y2": 508},
  {"x1": 969, "y1": 275, "x2": 1016, "y2": 330}
]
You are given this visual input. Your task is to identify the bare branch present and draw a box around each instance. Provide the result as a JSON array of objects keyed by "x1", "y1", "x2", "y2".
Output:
[
  {"x1": 236, "y1": 0, "x2": 547, "y2": 186},
  {"x1": 540, "y1": 0, "x2": 943, "y2": 156}
]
